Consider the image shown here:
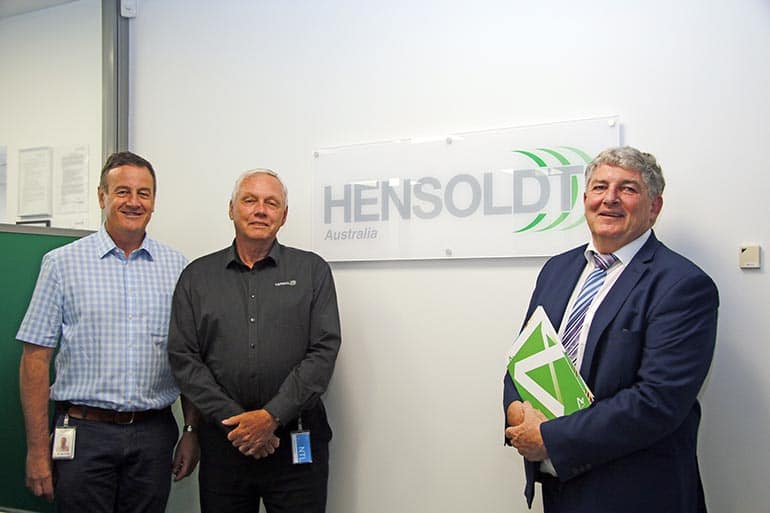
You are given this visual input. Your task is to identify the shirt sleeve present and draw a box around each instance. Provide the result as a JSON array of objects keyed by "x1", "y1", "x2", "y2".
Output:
[
  {"x1": 264, "y1": 257, "x2": 342, "y2": 424},
  {"x1": 16, "y1": 252, "x2": 63, "y2": 348},
  {"x1": 167, "y1": 267, "x2": 245, "y2": 426}
]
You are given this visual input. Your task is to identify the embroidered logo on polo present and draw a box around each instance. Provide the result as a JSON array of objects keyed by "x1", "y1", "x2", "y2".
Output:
[{"x1": 274, "y1": 280, "x2": 297, "y2": 287}]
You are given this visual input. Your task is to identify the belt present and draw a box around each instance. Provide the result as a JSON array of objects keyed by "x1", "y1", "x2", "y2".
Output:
[{"x1": 56, "y1": 402, "x2": 169, "y2": 425}]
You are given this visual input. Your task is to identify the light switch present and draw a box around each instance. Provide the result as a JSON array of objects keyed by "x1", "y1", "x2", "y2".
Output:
[{"x1": 739, "y1": 245, "x2": 761, "y2": 269}]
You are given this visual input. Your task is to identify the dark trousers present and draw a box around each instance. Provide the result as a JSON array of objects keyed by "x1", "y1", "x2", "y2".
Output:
[
  {"x1": 541, "y1": 474, "x2": 566, "y2": 513},
  {"x1": 198, "y1": 422, "x2": 329, "y2": 513},
  {"x1": 53, "y1": 409, "x2": 178, "y2": 513},
  {"x1": 539, "y1": 470, "x2": 708, "y2": 513}
]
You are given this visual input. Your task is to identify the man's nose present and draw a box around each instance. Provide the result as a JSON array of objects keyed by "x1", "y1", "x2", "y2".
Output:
[
  {"x1": 252, "y1": 201, "x2": 268, "y2": 215},
  {"x1": 603, "y1": 187, "x2": 620, "y2": 204}
]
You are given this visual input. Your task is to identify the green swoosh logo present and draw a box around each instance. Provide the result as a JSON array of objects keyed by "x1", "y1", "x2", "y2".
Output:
[{"x1": 513, "y1": 147, "x2": 588, "y2": 233}]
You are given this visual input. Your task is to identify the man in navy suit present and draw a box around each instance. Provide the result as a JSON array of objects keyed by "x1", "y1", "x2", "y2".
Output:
[{"x1": 504, "y1": 146, "x2": 718, "y2": 512}]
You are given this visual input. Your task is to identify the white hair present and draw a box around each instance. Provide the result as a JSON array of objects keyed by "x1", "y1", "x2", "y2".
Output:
[{"x1": 230, "y1": 168, "x2": 288, "y2": 206}]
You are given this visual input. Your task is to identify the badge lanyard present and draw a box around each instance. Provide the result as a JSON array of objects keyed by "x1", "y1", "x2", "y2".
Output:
[
  {"x1": 52, "y1": 414, "x2": 76, "y2": 460},
  {"x1": 291, "y1": 414, "x2": 312, "y2": 464}
]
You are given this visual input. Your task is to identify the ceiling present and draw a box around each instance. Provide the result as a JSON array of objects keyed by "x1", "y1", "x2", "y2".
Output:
[{"x1": 0, "y1": 0, "x2": 76, "y2": 19}]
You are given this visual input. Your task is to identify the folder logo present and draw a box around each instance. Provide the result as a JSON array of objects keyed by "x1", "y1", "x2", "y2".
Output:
[{"x1": 506, "y1": 306, "x2": 593, "y2": 420}]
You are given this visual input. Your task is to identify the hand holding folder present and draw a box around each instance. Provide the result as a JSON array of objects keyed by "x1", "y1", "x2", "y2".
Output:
[{"x1": 506, "y1": 306, "x2": 593, "y2": 420}]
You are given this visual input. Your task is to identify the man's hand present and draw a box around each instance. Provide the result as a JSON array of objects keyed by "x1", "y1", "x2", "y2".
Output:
[
  {"x1": 222, "y1": 409, "x2": 280, "y2": 459},
  {"x1": 505, "y1": 402, "x2": 549, "y2": 461},
  {"x1": 506, "y1": 400, "x2": 525, "y2": 427},
  {"x1": 171, "y1": 431, "x2": 200, "y2": 481},
  {"x1": 25, "y1": 451, "x2": 54, "y2": 501},
  {"x1": 248, "y1": 435, "x2": 281, "y2": 459}
]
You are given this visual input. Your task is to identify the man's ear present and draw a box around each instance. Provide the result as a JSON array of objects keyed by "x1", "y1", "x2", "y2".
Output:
[{"x1": 650, "y1": 195, "x2": 663, "y2": 224}]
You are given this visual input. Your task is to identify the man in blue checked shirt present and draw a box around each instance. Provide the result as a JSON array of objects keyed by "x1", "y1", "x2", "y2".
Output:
[{"x1": 17, "y1": 151, "x2": 200, "y2": 513}]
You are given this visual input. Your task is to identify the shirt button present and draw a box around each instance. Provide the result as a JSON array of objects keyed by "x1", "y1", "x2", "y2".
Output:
[
  {"x1": 249, "y1": 317, "x2": 255, "y2": 322},
  {"x1": 250, "y1": 344, "x2": 255, "y2": 349},
  {"x1": 250, "y1": 294, "x2": 255, "y2": 299}
]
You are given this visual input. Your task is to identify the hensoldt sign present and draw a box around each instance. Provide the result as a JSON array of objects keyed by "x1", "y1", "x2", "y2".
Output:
[{"x1": 312, "y1": 117, "x2": 619, "y2": 261}]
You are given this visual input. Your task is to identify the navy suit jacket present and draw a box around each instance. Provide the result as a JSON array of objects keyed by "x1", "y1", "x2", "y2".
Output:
[{"x1": 504, "y1": 232, "x2": 718, "y2": 513}]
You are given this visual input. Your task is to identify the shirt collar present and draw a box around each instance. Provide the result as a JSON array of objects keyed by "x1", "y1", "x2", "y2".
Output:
[
  {"x1": 226, "y1": 239, "x2": 281, "y2": 269},
  {"x1": 96, "y1": 224, "x2": 154, "y2": 260},
  {"x1": 585, "y1": 229, "x2": 651, "y2": 266}
]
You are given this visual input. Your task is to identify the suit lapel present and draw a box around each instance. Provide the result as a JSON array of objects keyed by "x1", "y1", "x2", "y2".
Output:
[
  {"x1": 579, "y1": 233, "x2": 660, "y2": 377},
  {"x1": 546, "y1": 247, "x2": 588, "y2": 326}
]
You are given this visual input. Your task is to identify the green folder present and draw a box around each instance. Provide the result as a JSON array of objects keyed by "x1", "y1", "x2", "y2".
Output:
[{"x1": 506, "y1": 306, "x2": 593, "y2": 420}]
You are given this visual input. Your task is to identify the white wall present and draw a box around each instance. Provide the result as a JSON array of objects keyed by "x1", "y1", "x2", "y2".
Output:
[
  {"x1": 0, "y1": 0, "x2": 102, "y2": 229},
  {"x1": 129, "y1": 1, "x2": 770, "y2": 512}
]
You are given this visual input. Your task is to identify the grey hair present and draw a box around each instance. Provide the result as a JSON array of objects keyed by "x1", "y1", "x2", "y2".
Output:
[
  {"x1": 585, "y1": 146, "x2": 665, "y2": 198},
  {"x1": 230, "y1": 168, "x2": 288, "y2": 206}
]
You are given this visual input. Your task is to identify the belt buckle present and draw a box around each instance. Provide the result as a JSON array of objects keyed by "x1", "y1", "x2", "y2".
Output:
[{"x1": 115, "y1": 411, "x2": 135, "y2": 424}]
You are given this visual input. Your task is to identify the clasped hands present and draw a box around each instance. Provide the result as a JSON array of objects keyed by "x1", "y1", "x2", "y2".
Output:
[
  {"x1": 222, "y1": 409, "x2": 280, "y2": 460},
  {"x1": 505, "y1": 400, "x2": 549, "y2": 462}
]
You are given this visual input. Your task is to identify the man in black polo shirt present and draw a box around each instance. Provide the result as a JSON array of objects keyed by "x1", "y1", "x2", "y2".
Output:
[{"x1": 168, "y1": 169, "x2": 342, "y2": 513}]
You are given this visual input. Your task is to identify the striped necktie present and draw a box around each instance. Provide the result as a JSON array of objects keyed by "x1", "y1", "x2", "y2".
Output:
[{"x1": 562, "y1": 252, "x2": 618, "y2": 365}]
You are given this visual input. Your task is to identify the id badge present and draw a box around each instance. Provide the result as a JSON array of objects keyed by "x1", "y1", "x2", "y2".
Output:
[
  {"x1": 291, "y1": 430, "x2": 313, "y2": 464},
  {"x1": 52, "y1": 415, "x2": 76, "y2": 460}
]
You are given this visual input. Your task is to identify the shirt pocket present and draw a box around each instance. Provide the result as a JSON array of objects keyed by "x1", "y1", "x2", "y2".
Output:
[{"x1": 145, "y1": 292, "x2": 173, "y2": 344}]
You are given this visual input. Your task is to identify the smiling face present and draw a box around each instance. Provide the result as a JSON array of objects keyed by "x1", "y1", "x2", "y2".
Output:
[
  {"x1": 584, "y1": 164, "x2": 663, "y2": 253},
  {"x1": 98, "y1": 164, "x2": 155, "y2": 244},
  {"x1": 229, "y1": 173, "x2": 288, "y2": 247}
]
